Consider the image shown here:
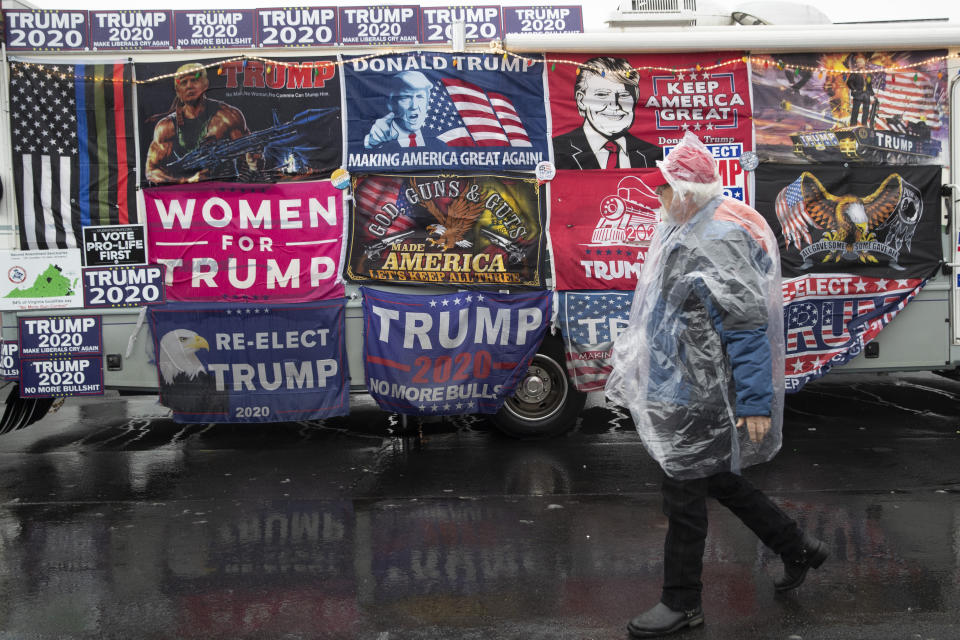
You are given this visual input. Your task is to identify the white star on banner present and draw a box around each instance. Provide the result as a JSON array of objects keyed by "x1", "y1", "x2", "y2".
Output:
[{"x1": 854, "y1": 279, "x2": 867, "y2": 292}]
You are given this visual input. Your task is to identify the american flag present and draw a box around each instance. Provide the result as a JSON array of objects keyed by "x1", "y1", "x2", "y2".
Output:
[
  {"x1": 352, "y1": 175, "x2": 418, "y2": 244},
  {"x1": 774, "y1": 176, "x2": 817, "y2": 250},
  {"x1": 423, "y1": 78, "x2": 532, "y2": 147},
  {"x1": 10, "y1": 62, "x2": 137, "y2": 250},
  {"x1": 874, "y1": 68, "x2": 945, "y2": 131},
  {"x1": 559, "y1": 291, "x2": 632, "y2": 392}
]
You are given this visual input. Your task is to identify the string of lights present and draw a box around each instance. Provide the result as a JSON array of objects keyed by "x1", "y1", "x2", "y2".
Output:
[{"x1": 5, "y1": 43, "x2": 956, "y2": 84}]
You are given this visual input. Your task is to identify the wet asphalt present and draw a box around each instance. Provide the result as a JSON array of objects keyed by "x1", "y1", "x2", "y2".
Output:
[{"x1": 0, "y1": 372, "x2": 958, "y2": 639}]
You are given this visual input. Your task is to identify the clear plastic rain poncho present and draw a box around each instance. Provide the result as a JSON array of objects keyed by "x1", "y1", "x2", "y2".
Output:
[{"x1": 605, "y1": 132, "x2": 785, "y2": 480}]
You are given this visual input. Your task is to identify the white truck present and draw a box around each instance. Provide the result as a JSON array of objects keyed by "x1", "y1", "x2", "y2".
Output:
[{"x1": 0, "y1": 2, "x2": 958, "y2": 437}]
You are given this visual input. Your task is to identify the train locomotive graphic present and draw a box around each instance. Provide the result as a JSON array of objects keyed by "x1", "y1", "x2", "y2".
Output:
[{"x1": 590, "y1": 176, "x2": 660, "y2": 245}]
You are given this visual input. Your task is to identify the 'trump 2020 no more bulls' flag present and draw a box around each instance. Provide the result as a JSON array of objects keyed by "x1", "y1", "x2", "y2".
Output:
[
  {"x1": 10, "y1": 61, "x2": 137, "y2": 250},
  {"x1": 149, "y1": 300, "x2": 348, "y2": 423},
  {"x1": 345, "y1": 53, "x2": 549, "y2": 172},
  {"x1": 557, "y1": 291, "x2": 631, "y2": 392},
  {"x1": 362, "y1": 287, "x2": 550, "y2": 415}
]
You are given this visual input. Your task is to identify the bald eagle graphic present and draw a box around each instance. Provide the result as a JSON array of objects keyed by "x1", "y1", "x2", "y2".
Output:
[
  {"x1": 157, "y1": 329, "x2": 228, "y2": 417},
  {"x1": 775, "y1": 172, "x2": 920, "y2": 265}
]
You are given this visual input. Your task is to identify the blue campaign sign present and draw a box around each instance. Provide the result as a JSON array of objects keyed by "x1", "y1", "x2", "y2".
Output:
[
  {"x1": 149, "y1": 301, "x2": 348, "y2": 423},
  {"x1": 174, "y1": 10, "x2": 256, "y2": 49},
  {"x1": 1, "y1": 342, "x2": 20, "y2": 380},
  {"x1": 361, "y1": 287, "x2": 550, "y2": 415},
  {"x1": 83, "y1": 265, "x2": 165, "y2": 309},
  {"x1": 339, "y1": 6, "x2": 419, "y2": 45},
  {"x1": 345, "y1": 52, "x2": 549, "y2": 172},
  {"x1": 420, "y1": 6, "x2": 501, "y2": 43},
  {"x1": 19, "y1": 357, "x2": 104, "y2": 398},
  {"x1": 5, "y1": 10, "x2": 88, "y2": 51},
  {"x1": 90, "y1": 11, "x2": 173, "y2": 50},
  {"x1": 19, "y1": 315, "x2": 102, "y2": 358},
  {"x1": 502, "y1": 6, "x2": 584, "y2": 35},
  {"x1": 257, "y1": 7, "x2": 337, "y2": 47}
]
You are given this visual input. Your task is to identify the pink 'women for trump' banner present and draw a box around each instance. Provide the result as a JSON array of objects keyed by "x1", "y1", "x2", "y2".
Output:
[{"x1": 144, "y1": 181, "x2": 345, "y2": 302}]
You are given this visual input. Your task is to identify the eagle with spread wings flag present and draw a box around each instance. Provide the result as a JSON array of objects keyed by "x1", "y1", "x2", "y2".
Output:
[
  {"x1": 412, "y1": 178, "x2": 487, "y2": 251},
  {"x1": 774, "y1": 171, "x2": 919, "y2": 264}
]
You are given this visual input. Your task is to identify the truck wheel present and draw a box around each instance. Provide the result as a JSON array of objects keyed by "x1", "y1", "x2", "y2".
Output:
[
  {"x1": 0, "y1": 384, "x2": 53, "y2": 435},
  {"x1": 492, "y1": 335, "x2": 586, "y2": 438}
]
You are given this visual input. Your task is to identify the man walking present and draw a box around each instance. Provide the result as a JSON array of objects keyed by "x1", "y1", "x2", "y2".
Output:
[{"x1": 606, "y1": 132, "x2": 828, "y2": 638}]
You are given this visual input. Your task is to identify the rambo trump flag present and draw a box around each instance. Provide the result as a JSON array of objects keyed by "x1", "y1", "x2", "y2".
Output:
[{"x1": 10, "y1": 61, "x2": 137, "y2": 250}]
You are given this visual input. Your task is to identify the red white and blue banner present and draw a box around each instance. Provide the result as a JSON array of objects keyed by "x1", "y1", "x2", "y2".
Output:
[
  {"x1": 149, "y1": 300, "x2": 349, "y2": 423},
  {"x1": 361, "y1": 287, "x2": 550, "y2": 415},
  {"x1": 755, "y1": 164, "x2": 942, "y2": 391},
  {"x1": 557, "y1": 291, "x2": 631, "y2": 392},
  {"x1": 344, "y1": 52, "x2": 549, "y2": 172},
  {"x1": 781, "y1": 275, "x2": 928, "y2": 391},
  {"x1": 143, "y1": 181, "x2": 345, "y2": 303},
  {"x1": 550, "y1": 169, "x2": 661, "y2": 290}
]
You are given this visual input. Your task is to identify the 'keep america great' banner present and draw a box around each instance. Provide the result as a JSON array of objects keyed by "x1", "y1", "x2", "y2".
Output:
[
  {"x1": 547, "y1": 52, "x2": 752, "y2": 171},
  {"x1": 345, "y1": 52, "x2": 549, "y2": 172},
  {"x1": 362, "y1": 288, "x2": 550, "y2": 415}
]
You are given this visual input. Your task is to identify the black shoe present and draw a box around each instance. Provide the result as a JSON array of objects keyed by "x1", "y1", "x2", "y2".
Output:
[
  {"x1": 775, "y1": 532, "x2": 829, "y2": 593},
  {"x1": 627, "y1": 602, "x2": 704, "y2": 638}
]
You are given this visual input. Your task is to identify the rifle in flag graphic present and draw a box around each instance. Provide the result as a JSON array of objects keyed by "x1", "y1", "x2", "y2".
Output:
[{"x1": 345, "y1": 52, "x2": 549, "y2": 172}]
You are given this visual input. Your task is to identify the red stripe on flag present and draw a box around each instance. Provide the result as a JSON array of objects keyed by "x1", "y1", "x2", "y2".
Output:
[
  {"x1": 113, "y1": 64, "x2": 129, "y2": 225},
  {"x1": 366, "y1": 355, "x2": 411, "y2": 372}
]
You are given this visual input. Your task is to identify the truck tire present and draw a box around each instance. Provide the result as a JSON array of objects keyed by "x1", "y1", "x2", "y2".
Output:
[
  {"x1": 492, "y1": 335, "x2": 586, "y2": 438},
  {"x1": 0, "y1": 384, "x2": 53, "y2": 435}
]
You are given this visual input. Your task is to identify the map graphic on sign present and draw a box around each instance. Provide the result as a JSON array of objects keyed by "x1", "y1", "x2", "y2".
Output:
[{"x1": 0, "y1": 250, "x2": 84, "y2": 310}]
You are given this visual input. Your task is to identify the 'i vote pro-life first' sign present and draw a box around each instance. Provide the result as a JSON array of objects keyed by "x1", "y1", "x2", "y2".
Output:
[
  {"x1": 361, "y1": 287, "x2": 550, "y2": 415},
  {"x1": 18, "y1": 315, "x2": 102, "y2": 358},
  {"x1": 83, "y1": 225, "x2": 147, "y2": 266}
]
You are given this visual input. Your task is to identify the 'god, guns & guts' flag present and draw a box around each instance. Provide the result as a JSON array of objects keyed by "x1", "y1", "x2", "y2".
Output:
[{"x1": 10, "y1": 61, "x2": 137, "y2": 250}]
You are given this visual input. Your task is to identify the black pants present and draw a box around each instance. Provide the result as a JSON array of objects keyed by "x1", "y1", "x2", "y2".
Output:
[{"x1": 660, "y1": 471, "x2": 802, "y2": 610}]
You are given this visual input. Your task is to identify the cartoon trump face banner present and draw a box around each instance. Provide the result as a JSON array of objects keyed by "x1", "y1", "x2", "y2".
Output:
[{"x1": 546, "y1": 52, "x2": 753, "y2": 174}]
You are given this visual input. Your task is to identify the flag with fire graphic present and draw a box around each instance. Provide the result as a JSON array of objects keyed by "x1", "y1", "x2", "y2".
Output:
[
  {"x1": 346, "y1": 173, "x2": 546, "y2": 287},
  {"x1": 751, "y1": 50, "x2": 947, "y2": 165},
  {"x1": 755, "y1": 163, "x2": 942, "y2": 391}
]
